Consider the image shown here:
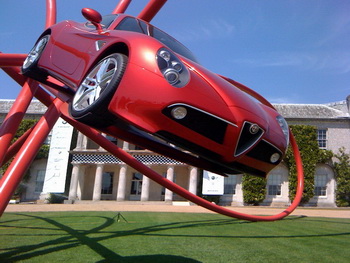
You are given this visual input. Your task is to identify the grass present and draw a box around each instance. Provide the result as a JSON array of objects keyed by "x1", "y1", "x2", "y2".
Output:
[{"x1": 0, "y1": 211, "x2": 350, "y2": 263}]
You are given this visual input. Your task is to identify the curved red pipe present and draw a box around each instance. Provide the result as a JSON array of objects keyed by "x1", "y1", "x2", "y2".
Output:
[{"x1": 58, "y1": 100, "x2": 304, "y2": 221}]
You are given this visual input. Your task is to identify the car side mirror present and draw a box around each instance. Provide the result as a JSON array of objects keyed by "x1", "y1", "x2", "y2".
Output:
[{"x1": 82, "y1": 8, "x2": 102, "y2": 31}]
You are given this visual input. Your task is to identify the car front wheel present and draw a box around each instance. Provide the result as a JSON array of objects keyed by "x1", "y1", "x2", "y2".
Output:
[{"x1": 69, "y1": 53, "x2": 128, "y2": 127}]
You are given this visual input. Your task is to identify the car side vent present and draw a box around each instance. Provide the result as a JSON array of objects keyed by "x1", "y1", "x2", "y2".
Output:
[
  {"x1": 234, "y1": 121, "x2": 264, "y2": 156},
  {"x1": 162, "y1": 104, "x2": 232, "y2": 144}
]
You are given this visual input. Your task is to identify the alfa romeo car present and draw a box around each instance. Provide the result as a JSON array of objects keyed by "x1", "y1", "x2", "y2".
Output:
[{"x1": 21, "y1": 8, "x2": 290, "y2": 177}]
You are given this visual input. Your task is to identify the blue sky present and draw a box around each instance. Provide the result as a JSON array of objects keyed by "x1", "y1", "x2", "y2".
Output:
[{"x1": 0, "y1": 0, "x2": 349, "y2": 104}]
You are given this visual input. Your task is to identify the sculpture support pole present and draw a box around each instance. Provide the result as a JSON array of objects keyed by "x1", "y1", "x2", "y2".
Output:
[
  {"x1": 137, "y1": 0, "x2": 167, "y2": 22},
  {"x1": 45, "y1": 0, "x2": 57, "y2": 28},
  {"x1": 0, "y1": 79, "x2": 38, "y2": 166},
  {"x1": 0, "y1": 53, "x2": 27, "y2": 67},
  {"x1": 0, "y1": 98, "x2": 63, "y2": 216},
  {"x1": 113, "y1": 0, "x2": 132, "y2": 14}
]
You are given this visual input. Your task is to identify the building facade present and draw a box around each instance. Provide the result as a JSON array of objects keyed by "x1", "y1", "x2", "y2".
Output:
[{"x1": 1, "y1": 97, "x2": 349, "y2": 207}]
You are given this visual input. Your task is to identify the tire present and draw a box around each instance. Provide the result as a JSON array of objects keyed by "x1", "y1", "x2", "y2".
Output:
[
  {"x1": 69, "y1": 53, "x2": 128, "y2": 127},
  {"x1": 21, "y1": 35, "x2": 50, "y2": 80}
]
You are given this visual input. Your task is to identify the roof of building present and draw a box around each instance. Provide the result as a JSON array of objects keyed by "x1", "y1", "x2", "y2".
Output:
[
  {"x1": 273, "y1": 103, "x2": 349, "y2": 119},
  {"x1": 0, "y1": 99, "x2": 47, "y2": 115}
]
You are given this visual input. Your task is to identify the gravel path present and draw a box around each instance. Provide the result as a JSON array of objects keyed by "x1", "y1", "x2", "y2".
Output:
[{"x1": 4, "y1": 202, "x2": 350, "y2": 219}]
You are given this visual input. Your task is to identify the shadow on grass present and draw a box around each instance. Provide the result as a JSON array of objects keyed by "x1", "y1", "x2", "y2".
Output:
[{"x1": 0, "y1": 213, "x2": 348, "y2": 262}]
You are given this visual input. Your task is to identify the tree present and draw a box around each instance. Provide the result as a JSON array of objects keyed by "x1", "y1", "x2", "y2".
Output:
[{"x1": 334, "y1": 147, "x2": 350, "y2": 207}]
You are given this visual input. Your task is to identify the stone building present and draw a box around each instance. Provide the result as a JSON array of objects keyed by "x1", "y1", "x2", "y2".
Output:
[{"x1": 1, "y1": 97, "x2": 349, "y2": 207}]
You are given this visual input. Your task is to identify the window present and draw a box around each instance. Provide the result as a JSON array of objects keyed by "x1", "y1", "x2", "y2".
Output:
[
  {"x1": 224, "y1": 175, "x2": 237, "y2": 194},
  {"x1": 101, "y1": 172, "x2": 114, "y2": 195},
  {"x1": 35, "y1": 170, "x2": 45, "y2": 193},
  {"x1": 85, "y1": 14, "x2": 118, "y2": 29},
  {"x1": 115, "y1": 17, "x2": 198, "y2": 63},
  {"x1": 267, "y1": 174, "x2": 282, "y2": 196},
  {"x1": 314, "y1": 174, "x2": 327, "y2": 197},
  {"x1": 130, "y1": 173, "x2": 143, "y2": 195},
  {"x1": 106, "y1": 135, "x2": 118, "y2": 145},
  {"x1": 115, "y1": 17, "x2": 146, "y2": 34},
  {"x1": 317, "y1": 129, "x2": 327, "y2": 149}
]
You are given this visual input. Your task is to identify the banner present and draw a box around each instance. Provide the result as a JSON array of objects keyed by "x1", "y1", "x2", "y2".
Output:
[
  {"x1": 42, "y1": 118, "x2": 73, "y2": 193},
  {"x1": 202, "y1": 171, "x2": 224, "y2": 195}
]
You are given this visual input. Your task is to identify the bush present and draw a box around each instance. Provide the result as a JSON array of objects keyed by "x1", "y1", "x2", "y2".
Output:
[
  {"x1": 46, "y1": 193, "x2": 67, "y2": 204},
  {"x1": 202, "y1": 195, "x2": 221, "y2": 204},
  {"x1": 242, "y1": 174, "x2": 266, "y2": 205}
]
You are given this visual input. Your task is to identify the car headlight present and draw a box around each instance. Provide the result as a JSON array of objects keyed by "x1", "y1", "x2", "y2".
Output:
[
  {"x1": 156, "y1": 48, "x2": 190, "y2": 88},
  {"x1": 276, "y1": 115, "x2": 289, "y2": 147}
]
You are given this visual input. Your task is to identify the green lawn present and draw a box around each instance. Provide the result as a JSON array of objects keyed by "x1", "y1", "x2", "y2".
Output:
[{"x1": 0, "y1": 211, "x2": 349, "y2": 263}]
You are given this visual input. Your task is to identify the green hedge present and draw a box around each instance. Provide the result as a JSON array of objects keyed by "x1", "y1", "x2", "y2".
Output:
[
  {"x1": 284, "y1": 125, "x2": 333, "y2": 204},
  {"x1": 334, "y1": 147, "x2": 350, "y2": 207}
]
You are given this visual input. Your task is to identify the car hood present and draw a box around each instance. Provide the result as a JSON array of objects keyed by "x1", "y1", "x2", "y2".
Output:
[{"x1": 183, "y1": 59, "x2": 270, "y2": 127}]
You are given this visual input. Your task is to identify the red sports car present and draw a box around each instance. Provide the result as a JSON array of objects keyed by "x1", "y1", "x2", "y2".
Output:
[{"x1": 22, "y1": 8, "x2": 289, "y2": 177}]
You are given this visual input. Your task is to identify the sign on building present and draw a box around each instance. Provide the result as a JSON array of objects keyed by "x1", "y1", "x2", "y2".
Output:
[
  {"x1": 42, "y1": 118, "x2": 73, "y2": 193},
  {"x1": 202, "y1": 171, "x2": 224, "y2": 195}
]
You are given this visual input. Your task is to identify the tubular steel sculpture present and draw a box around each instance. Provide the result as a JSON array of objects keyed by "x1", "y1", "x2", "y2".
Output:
[{"x1": 0, "y1": 0, "x2": 304, "y2": 221}]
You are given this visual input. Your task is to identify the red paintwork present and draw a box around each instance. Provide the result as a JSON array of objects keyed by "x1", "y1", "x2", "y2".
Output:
[{"x1": 0, "y1": 0, "x2": 304, "y2": 221}]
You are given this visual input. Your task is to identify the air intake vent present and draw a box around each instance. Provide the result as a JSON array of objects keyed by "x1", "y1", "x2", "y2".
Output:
[
  {"x1": 234, "y1": 122, "x2": 263, "y2": 156},
  {"x1": 163, "y1": 104, "x2": 234, "y2": 144}
]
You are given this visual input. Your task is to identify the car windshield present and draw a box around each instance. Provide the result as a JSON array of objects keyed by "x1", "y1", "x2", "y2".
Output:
[{"x1": 114, "y1": 16, "x2": 198, "y2": 63}]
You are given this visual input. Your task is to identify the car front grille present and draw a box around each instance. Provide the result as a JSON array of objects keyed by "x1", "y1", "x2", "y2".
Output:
[
  {"x1": 162, "y1": 104, "x2": 236, "y2": 144},
  {"x1": 247, "y1": 139, "x2": 283, "y2": 164},
  {"x1": 234, "y1": 121, "x2": 264, "y2": 156}
]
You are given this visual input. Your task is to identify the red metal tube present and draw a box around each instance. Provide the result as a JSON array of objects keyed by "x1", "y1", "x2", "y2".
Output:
[
  {"x1": 0, "y1": 126, "x2": 35, "y2": 167},
  {"x1": 113, "y1": 0, "x2": 132, "y2": 14},
  {"x1": 45, "y1": 0, "x2": 57, "y2": 28},
  {"x1": 1, "y1": 66, "x2": 27, "y2": 86},
  {"x1": 0, "y1": 53, "x2": 27, "y2": 67},
  {"x1": 0, "y1": 79, "x2": 38, "y2": 165},
  {"x1": 137, "y1": 0, "x2": 167, "y2": 22},
  {"x1": 0, "y1": 98, "x2": 63, "y2": 216}
]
